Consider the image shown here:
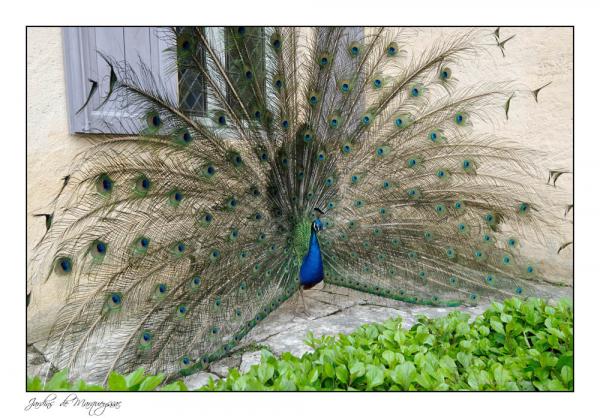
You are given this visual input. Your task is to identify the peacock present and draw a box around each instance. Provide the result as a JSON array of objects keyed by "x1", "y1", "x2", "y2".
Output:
[{"x1": 28, "y1": 26, "x2": 561, "y2": 384}]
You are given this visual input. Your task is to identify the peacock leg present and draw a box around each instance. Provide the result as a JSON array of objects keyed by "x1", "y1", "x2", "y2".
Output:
[{"x1": 293, "y1": 288, "x2": 310, "y2": 318}]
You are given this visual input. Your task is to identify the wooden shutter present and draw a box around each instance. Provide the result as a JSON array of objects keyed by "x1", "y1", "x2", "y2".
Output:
[{"x1": 63, "y1": 27, "x2": 176, "y2": 134}]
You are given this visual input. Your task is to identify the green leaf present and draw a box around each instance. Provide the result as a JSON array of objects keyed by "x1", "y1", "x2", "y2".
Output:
[
  {"x1": 335, "y1": 365, "x2": 349, "y2": 385},
  {"x1": 323, "y1": 361, "x2": 335, "y2": 378},
  {"x1": 365, "y1": 365, "x2": 385, "y2": 389},
  {"x1": 456, "y1": 351, "x2": 472, "y2": 368},
  {"x1": 257, "y1": 363, "x2": 275, "y2": 384},
  {"x1": 490, "y1": 319, "x2": 505, "y2": 335},
  {"x1": 139, "y1": 374, "x2": 165, "y2": 391},
  {"x1": 390, "y1": 362, "x2": 416, "y2": 390},
  {"x1": 27, "y1": 376, "x2": 43, "y2": 391},
  {"x1": 455, "y1": 321, "x2": 469, "y2": 336},
  {"x1": 275, "y1": 377, "x2": 297, "y2": 391},
  {"x1": 308, "y1": 368, "x2": 319, "y2": 384},
  {"x1": 107, "y1": 371, "x2": 128, "y2": 391},
  {"x1": 493, "y1": 365, "x2": 511, "y2": 388},
  {"x1": 439, "y1": 356, "x2": 457, "y2": 374},
  {"x1": 560, "y1": 366, "x2": 573, "y2": 386},
  {"x1": 349, "y1": 361, "x2": 365, "y2": 379},
  {"x1": 125, "y1": 367, "x2": 146, "y2": 389},
  {"x1": 160, "y1": 380, "x2": 188, "y2": 391},
  {"x1": 382, "y1": 350, "x2": 396, "y2": 366},
  {"x1": 46, "y1": 369, "x2": 69, "y2": 390}
]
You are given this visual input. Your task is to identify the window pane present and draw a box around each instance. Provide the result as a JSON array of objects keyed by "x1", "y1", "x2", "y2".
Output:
[
  {"x1": 225, "y1": 27, "x2": 265, "y2": 112},
  {"x1": 177, "y1": 27, "x2": 207, "y2": 116}
]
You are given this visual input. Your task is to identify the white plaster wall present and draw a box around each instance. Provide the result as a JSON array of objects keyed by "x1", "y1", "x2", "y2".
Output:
[
  {"x1": 26, "y1": 27, "x2": 573, "y2": 336},
  {"x1": 27, "y1": 28, "x2": 91, "y2": 261}
]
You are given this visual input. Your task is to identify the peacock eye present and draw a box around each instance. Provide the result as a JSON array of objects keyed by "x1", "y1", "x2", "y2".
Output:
[
  {"x1": 281, "y1": 120, "x2": 289, "y2": 129},
  {"x1": 97, "y1": 174, "x2": 114, "y2": 195},
  {"x1": 95, "y1": 242, "x2": 105, "y2": 254}
]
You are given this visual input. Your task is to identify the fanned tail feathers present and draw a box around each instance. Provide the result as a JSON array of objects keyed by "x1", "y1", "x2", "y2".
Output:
[{"x1": 28, "y1": 27, "x2": 561, "y2": 383}]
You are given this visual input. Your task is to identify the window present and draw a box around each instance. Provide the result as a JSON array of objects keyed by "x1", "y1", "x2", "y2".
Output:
[
  {"x1": 64, "y1": 27, "x2": 362, "y2": 134},
  {"x1": 224, "y1": 27, "x2": 266, "y2": 113}
]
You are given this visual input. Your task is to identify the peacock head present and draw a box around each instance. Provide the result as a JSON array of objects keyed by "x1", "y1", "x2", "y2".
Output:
[
  {"x1": 312, "y1": 208, "x2": 325, "y2": 232},
  {"x1": 312, "y1": 218, "x2": 324, "y2": 233}
]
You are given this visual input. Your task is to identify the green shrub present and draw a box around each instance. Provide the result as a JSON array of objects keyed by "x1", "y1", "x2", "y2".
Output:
[
  {"x1": 27, "y1": 367, "x2": 189, "y2": 391},
  {"x1": 28, "y1": 297, "x2": 573, "y2": 391},
  {"x1": 201, "y1": 297, "x2": 573, "y2": 391}
]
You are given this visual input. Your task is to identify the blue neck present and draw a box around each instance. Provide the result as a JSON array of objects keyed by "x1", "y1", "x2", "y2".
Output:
[{"x1": 299, "y1": 229, "x2": 324, "y2": 287}]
